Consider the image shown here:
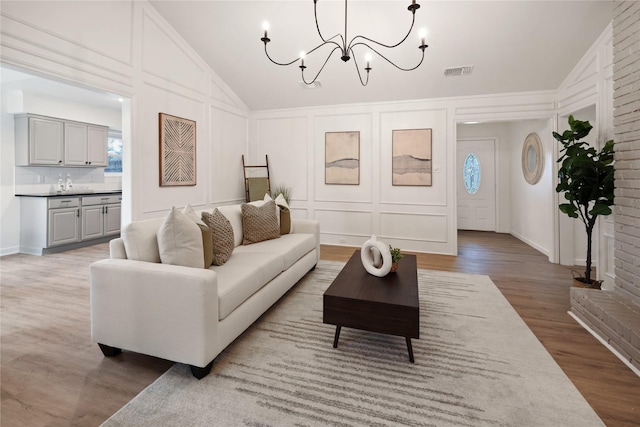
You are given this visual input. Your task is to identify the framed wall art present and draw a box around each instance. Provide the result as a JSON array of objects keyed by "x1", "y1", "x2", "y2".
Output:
[
  {"x1": 392, "y1": 128, "x2": 432, "y2": 186},
  {"x1": 325, "y1": 131, "x2": 360, "y2": 185},
  {"x1": 159, "y1": 113, "x2": 196, "y2": 187}
]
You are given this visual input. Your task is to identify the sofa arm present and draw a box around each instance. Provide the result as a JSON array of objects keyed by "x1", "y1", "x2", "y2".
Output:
[
  {"x1": 292, "y1": 219, "x2": 320, "y2": 263},
  {"x1": 90, "y1": 259, "x2": 219, "y2": 368},
  {"x1": 109, "y1": 237, "x2": 127, "y2": 259}
]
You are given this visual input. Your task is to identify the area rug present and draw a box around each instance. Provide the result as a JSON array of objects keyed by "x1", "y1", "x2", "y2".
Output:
[{"x1": 103, "y1": 261, "x2": 604, "y2": 427}]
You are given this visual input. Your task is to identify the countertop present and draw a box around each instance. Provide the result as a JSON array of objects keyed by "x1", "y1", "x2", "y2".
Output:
[{"x1": 15, "y1": 191, "x2": 122, "y2": 198}]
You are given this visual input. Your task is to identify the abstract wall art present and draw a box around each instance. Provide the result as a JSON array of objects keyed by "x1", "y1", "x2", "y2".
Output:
[
  {"x1": 325, "y1": 131, "x2": 360, "y2": 185},
  {"x1": 392, "y1": 128, "x2": 432, "y2": 186},
  {"x1": 159, "y1": 113, "x2": 196, "y2": 186}
]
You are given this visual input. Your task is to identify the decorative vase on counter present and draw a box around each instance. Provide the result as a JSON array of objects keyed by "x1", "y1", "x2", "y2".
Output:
[{"x1": 361, "y1": 235, "x2": 392, "y2": 277}]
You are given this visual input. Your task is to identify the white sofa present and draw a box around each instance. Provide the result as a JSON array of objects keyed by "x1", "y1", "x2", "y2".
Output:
[{"x1": 90, "y1": 203, "x2": 319, "y2": 379}]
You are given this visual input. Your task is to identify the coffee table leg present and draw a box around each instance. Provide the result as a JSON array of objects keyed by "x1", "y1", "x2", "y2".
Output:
[
  {"x1": 406, "y1": 337, "x2": 415, "y2": 363},
  {"x1": 333, "y1": 326, "x2": 342, "y2": 348}
]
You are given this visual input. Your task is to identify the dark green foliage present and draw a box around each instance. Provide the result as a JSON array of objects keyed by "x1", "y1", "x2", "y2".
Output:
[
  {"x1": 554, "y1": 115, "x2": 615, "y2": 284},
  {"x1": 389, "y1": 245, "x2": 403, "y2": 263}
]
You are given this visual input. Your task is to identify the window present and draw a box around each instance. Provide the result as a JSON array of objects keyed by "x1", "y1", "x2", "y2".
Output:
[
  {"x1": 463, "y1": 153, "x2": 480, "y2": 194},
  {"x1": 105, "y1": 130, "x2": 122, "y2": 173}
]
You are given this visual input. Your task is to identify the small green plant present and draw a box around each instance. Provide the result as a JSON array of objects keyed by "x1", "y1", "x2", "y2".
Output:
[
  {"x1": 389, "y1": 245, "x2": 403, "y2": 263},
  {"x1": 270, "y1": 184, "x2": 293, "y2": 205}
]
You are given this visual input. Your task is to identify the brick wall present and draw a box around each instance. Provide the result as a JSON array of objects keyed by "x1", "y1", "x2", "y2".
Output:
[{"x1": 613, "y1": 1, "x2": 640, "y2": 306}]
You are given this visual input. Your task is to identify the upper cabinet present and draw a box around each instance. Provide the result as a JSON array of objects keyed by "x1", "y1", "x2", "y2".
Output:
[
  {"x1": 64, "y1": 122, "x2": 108, "y2": 166},
  {"x1": 15, "y1": 114, "x2": 108, "y2": 167}
]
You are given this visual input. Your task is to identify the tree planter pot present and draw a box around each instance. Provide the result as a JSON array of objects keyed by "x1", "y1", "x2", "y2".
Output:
[{"x1": 573, "y1": 277, "x2": 602, "y2": 290}]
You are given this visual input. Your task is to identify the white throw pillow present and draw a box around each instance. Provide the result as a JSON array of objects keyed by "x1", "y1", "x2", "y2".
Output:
[
  {"x1": 183, "y1": 204, "x2": 206, "y2": 226},
  {"x1": 157, "y1": 207, "x2": 204, "y2": 268}
]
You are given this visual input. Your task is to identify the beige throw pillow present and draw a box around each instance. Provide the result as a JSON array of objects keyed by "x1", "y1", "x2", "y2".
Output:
[
  {"x1": 202, "y1": 209, "x2": 235, "y2": 265},
  {"x1": 241, "y1": 200, "x2": 280, "y2": 245},
  {"x1": 263, "y1": 193, "x2": 292, "y2": 235},
  {"x1": 197, "y1": 223, "x2": 214, "y2": 268},
  {"x1": 157, "y1": 207, "x2": 204, "y2": 268},
  {"x1": 275, "y1": 193, "x2": 293, "y2": 234}
]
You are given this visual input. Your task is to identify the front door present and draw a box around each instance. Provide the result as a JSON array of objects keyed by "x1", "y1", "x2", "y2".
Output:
[{"x1": 457, "y1": 139, "x2": 496, "y2": 231}]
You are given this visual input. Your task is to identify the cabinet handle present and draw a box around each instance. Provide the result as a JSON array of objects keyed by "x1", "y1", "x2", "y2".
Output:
[
  {"x1": 76, "y1": 209, "x2": 80, "y2": 217},
  {"x1": 105, "y1": 206, "x2": 108, "y2": 214},
  {"x1": 58, "y1": 160, "x2": 62, "y2": 164}
]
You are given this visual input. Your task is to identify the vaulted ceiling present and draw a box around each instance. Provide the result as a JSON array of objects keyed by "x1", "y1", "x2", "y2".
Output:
[{"x1": 150, "y1": 1, "x2": 613, "y2": 111}]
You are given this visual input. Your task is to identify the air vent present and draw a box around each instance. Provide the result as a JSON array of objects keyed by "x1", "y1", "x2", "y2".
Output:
[
  {"x1": 299, "y1": 81, "x2": 322, "y2": 89},
  {"x1": 444, "y1": 65, "x2": 474, "y2": 77}
]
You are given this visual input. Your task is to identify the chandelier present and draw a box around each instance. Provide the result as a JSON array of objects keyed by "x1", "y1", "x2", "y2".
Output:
[{"x1": 260, "y1": 0, "x2": 429, "y2": 86}]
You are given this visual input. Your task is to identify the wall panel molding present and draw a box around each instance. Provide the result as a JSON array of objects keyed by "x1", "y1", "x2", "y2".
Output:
[
  {"x1": 379, "y1": 211, "x2": 448, "y2": 243},
  {"x1": 140, "y1": 8, "x2": 207, "y2": 95}
]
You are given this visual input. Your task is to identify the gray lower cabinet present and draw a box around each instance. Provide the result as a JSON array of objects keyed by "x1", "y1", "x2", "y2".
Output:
[
  {"x1": 19, "y1": 194, "x2": 121, "y2": 255},
  {"x1": 81, "y1": 195, "x2": 121, "y2": 240},
  {"x1": 48, "y1": 202, "x2": 81, "y2": 246}
]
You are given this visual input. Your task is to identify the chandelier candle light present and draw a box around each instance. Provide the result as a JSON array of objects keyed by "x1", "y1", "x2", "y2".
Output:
[{"x1": 260, "y1": 0, "x2": 429, "y2": 86}]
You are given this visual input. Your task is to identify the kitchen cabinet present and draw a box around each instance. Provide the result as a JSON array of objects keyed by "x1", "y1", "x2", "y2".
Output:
[
  {"x1": 48, "y1": 198, "x2": 81, "y2": 246},
  {"x1": 65, "y1": 123, "x2": 108, "y2": 166},
  {"x1": 81, "y1": 195, "x2": 121, "y2": 240},
  {"x1": 15, "y1": 115, "x2": 64, "y2": 165},
  {"x1": 15, "y1": 114, "x2": 108, "y2": 167},
  {"x1": 18, "y1": 192, "x2": 121, "y2": 255}
]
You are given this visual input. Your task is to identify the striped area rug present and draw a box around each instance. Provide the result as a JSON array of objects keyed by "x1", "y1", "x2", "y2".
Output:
[{"x1": 103, "y1": 261, "x2": 604, "y2": 427}]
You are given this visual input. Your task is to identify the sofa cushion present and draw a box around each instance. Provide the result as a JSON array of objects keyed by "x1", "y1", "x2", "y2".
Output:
[
  {"x1": 157, "y1": 207, "x2": 204, "y2": 268},
  {"x1": 212, "y1": 250, "x2": 285, "y2": 320},
  {"x1": 121, "y1": 217, "x2": 165, "y2": 262},
  {"x1": 202, "y1": 209, "x2": 235, "y2": 266},
  {"x1": 238, "y1": 233, "x2": 316, "y2": 270},
  {"x1": 241, "y1": 200, "x2": 280, "y2": 245}
]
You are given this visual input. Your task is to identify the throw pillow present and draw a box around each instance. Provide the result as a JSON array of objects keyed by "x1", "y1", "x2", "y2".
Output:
[
  {"x1": 202, "y1": 209, "x2": 235, "y2": 265},
  {"x1": 198, "y1": 223, "x2": 214, "y2": 268},
  {"x1": 278, "y1": 206, "x2": 291, "y2": 235},
  {"x1": 157, "y1": 207, "x2": 204, "y2": 268},
  {"x1": 275, "y1": 193, "x2": 293, "y2": 234},
  {"x1": 241, "y1": 200, "x2": 280, "y2": 245},
  {"x1": 183, "y1": 204, "x2": 206, "y2": 226}
]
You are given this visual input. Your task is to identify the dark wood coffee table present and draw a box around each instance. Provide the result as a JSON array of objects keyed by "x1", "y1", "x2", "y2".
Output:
[{"x1": 323, "y1": 250, "x2": 419, "y2": 362}]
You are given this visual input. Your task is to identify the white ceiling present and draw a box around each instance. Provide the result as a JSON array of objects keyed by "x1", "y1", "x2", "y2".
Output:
[{"x1": 150, "y1": 0, "x2": 613, "y2": 111}]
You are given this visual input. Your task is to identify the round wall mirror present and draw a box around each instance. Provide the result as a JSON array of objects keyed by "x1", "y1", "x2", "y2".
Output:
[{"x1": 522, "y1": 132, "x2": 543, "y2": 185}]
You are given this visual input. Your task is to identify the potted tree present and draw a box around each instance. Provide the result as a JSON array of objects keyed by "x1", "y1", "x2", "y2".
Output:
[{"x1": 553, "y1": 115, "x2": 615, "y2": 288}]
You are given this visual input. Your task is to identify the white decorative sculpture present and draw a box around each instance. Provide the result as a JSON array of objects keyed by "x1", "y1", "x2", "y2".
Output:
[{"x1": 361, "y1": 235, "x2": 392, "y2": 277}]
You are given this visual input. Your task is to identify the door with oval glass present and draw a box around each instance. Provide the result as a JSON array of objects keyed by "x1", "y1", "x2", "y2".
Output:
[{"x1": 457, "y1": 139, "x2": 496, "y2": 231}]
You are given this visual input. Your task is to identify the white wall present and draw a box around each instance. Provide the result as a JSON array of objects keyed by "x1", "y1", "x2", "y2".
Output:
[
  {"x1": 0, "y1": 1, "x2": 250, "y2": 254},
  {"x1": 250, "y1": 91, "x2": 558, "y2": 255},
  {"x1": 0, "y1": 2, "x2": 614, "y2": 261},
  {"x1": 507, "y1": 119, "x2": 555, "y2": 257}
]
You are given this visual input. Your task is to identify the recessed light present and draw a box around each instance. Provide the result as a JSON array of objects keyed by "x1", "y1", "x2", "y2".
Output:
[{"x1": 117, "y1": 97, "x2": 124, "y2": 103}]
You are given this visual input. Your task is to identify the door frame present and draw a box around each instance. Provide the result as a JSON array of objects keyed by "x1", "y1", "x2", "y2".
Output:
[{"x1": 456, "y1": 137, "x2": 500, "y2": 232}]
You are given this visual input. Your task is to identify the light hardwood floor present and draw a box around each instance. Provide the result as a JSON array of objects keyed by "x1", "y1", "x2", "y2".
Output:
[{"x1": 1, "y1": 231, "x2": 639, "y2": 426}]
